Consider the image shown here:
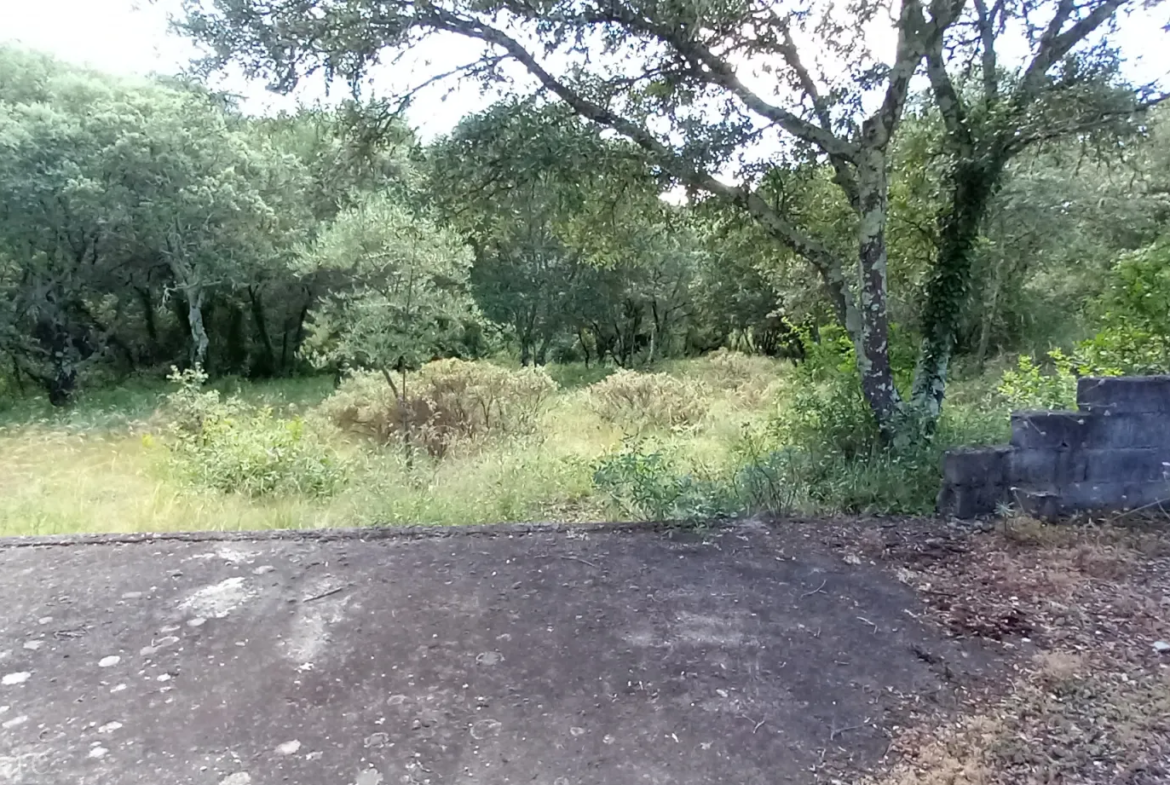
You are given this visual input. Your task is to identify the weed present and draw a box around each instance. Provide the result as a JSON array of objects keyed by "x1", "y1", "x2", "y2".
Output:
[
  {"x1": 592, "y1": 440, "x2": 738, "y2": 521},
  {"x1": 161, "y1": 367, "x2": 349, "y2": 498},
  {"x1": 587, "y1": 369, "x2": 707, "y2": 432},
  {"x1": 0, "y1": 355, "x2": 1018, "y2": 535}
]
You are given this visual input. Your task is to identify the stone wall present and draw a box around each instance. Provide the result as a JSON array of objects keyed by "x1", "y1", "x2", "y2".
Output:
[{"x1": 938, "y1": 376, "x2": 1170, "y2": 519}]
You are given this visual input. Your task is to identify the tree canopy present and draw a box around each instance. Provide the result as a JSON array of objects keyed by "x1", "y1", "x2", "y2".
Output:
[{"x1": 179, "y1": 0, "x2": 1166, "y2": 437}]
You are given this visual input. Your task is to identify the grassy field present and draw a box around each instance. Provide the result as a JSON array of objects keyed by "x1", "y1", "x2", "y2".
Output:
[{"x1": 0, "y1": 354, "x2": 1008, "y2": 537}]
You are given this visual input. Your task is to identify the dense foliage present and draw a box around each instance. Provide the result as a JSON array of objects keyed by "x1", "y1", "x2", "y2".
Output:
[{"x1": 0, "y1": 23, "x2": 1168, "y2": 523}]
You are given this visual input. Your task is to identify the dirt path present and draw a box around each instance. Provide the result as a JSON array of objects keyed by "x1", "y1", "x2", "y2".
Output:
[
  {"x1": 858, "y1": 518, "x2": 1170, "y2": 785},
  {"x1": 0, "y1": 521, "x2": 993, "y2": 785}
]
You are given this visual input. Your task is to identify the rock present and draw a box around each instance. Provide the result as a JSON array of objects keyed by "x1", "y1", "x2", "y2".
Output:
[
  {"x1": 470, "y1": 719, "x2": 502, "y2": 740},
  {"x1": 2, "y1": 672, "x2": 30, "y2": 685},
  {"x1": 354, "y1": 770, "x2": 383, "y2": 785},
  {"x1": 1153, "y1": 640, "x2": 1170, "y2": 654},
  {"x1": 363, "y1": 733, "x2": 389, "y2": 749},
  {"x1": 274, "y1": 740, "x2": 301, "y2": 756},
  {"x1": 98, "y1": 656, "x2": 121, "y2": 668}
]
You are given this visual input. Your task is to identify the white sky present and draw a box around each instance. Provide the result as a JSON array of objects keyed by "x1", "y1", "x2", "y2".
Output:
[
  {"x1": 0, "y1": 0, "x2": 498, "y2": 139},
  {"x1": 2, "y1": 0, "x2": 1168, "y2": 143}
]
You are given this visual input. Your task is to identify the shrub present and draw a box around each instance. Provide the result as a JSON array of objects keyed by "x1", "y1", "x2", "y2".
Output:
[
  {"x1": 422, "y1": 358, "x2": 557, "y2": 437},
  {"x1": 757, "y1": 335, "x2": 1010, "y2": 515},
  {"x1": 317, "y1": 359, "x2": 557, "y2": 455},
  {"x1": 683, "y1": 349, "x2": 784, "y2": 408},
  {"x1": 996, "y1": 352, "x2": 1079, "y2": 411},
  {"x1": 162, "y1": 367, "x2": 348, "y2": 498},
  {"x1": 700, "y1": 349, "x2": 777, "y2": 385},
  {"x1": 592, "y1": 441, "x2": 737, "y2": 520},
  {"x1": 1076, "y1": 326, "x2": 1170, "y2": 376},
  {"x1": 774, "y1": 372, "x2": 879, "y2": 460},
  {"x1": 587, "y1": 369, "x2": 707, "y2": 431}
]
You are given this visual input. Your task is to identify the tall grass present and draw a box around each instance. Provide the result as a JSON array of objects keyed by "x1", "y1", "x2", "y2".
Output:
[{"x1": 0, "y1": 353, "x2": 1011, "y2": 536}]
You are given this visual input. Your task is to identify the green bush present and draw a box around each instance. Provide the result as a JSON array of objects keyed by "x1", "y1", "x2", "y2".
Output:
[
  {"x1": 996, "y1": 351, "x2": 1080, "y2": 410},
  {"x1": 1062, "y1": 239, "x2": 1170, "y2": 377},
  {"x1": 757, "y1": 328, "x2": 1009, "y2": 515},
  {"x1": 587, "y1": 369, "x2": 707, "y2": 431},
  {"x1": 317, "y1": 359, "x2": 557, "y2": 455},
  {"x1": 162, "y1": 367, "x2": 348, "y2": 498},
  {"x1": 592, "y1": 441, "x2": 737, "y2": 521}
]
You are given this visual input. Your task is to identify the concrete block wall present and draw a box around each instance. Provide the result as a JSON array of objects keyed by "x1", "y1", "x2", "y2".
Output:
[{"x1": 938, "y1": 376, "x2": 1170, "y2": 519}]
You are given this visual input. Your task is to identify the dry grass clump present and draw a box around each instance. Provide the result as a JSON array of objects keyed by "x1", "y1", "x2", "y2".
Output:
[
  {"x1": 317, "y1": 359, "x2": 557, "y2": 455},
  {"x1": 586, "y1": 368, "x2": 708, "y2": 431}
]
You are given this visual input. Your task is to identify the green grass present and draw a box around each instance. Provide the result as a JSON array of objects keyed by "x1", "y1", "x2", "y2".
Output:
[{"x1": 0, "y1": 355, "x2": 1011, "y2": 536}]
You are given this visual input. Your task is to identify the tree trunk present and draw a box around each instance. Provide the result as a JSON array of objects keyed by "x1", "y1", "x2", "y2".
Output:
[
  {"x1": 976, "y1": 255, "x2": 1004, "y2": 369},
  {"x1": 854, "y1": 148, "x2": 903, "y2": 440},
  {"x1": 186, "y1": 287, "x2": 210, "y2": 370},
  {"x1": 11, "y1": 356, "x2": 24, "y2": 395},
  {"x1": 535, "y1": 333, "x2": 551, "y2": 366},
  {"x1": 136, "y1": 286, "x2": 159, "y2": 359},
  {"x1": 911, "y1": 159, "x2": 1001, "y2": 421},
  {"x1": 247, "y1": 286, "x2": 277, "y2": 377},
  {"x1": 578, "y1": 328, "x2": 591, "y2": 367},
  {"x1": 292, "y1": 298, "x2": 311, "y2": 361},
  {"x1": 225, "y1": 302, "x2": 248, "y2": 375}
]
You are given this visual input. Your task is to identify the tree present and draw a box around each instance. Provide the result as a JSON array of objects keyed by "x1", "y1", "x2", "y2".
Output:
[
  {"x1": 429, "y1": 100, "x2": 704, "y2": 366},
  {"x1": 0, "y1": 48, "x2": 319, "y2": 398},
  {"x1": 295, "y1": 193, "x2": 478, "y2": 441},
  {"x1": 179, "y1": 0, "x2": 968, "y2": 439},
  {"x1": 909, "y1": 0, "x2": 1167, "y2": 418},
  {"x1": 428, "y1": 103, "x2": 593, "y2": 365}
]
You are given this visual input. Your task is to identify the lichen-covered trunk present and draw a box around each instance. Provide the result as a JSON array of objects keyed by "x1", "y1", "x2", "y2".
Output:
[
  {"x1": 854, "y1": 149, "x2": 903, "y2": 440},
  {"x1": 186, "y1": 287, "x2": 210, "y2": 370},
  {"x1": 166, "y1": 255, "x2": 210, "y2": 371},
  {"x1": 911, "y1": 160, "x2": 1000, "y2": 422}
]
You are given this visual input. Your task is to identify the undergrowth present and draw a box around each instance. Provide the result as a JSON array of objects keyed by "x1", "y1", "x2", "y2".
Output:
[{"x1": 0, "y1": 350, "x2": 1023, "y2": 535}]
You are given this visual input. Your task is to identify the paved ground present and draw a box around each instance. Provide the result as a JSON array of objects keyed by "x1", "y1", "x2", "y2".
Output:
[{"x1": 0, "y1": 521, "x2": 989, "y2": 785}]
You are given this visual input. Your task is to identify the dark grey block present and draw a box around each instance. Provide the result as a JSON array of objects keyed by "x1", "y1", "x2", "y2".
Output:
[
  {"x1": 1077, "y1": 375, "x2": 1170, "y2": 414},
  {"x1": 1009, "y1": 449, "x2": 1077, "y2": 486},
  {"x1": 1012, "y1": 488, "x2": 1061, "y2": 521},
  {"x1": 1010, "y1": 411, "x2": 1098, "y2": 450},
  {"x1": 937, "y1": 479, "x2": 1007, "y2": 518},
  {"x1": 1081, "y1": 448, "x2": 1170, "y2": 483},
  {"x1": 1089, "y1": 412, "x2": 1170, "y2": 449},
  {"x1": 941, "y1": 446, "x2": 1010, "y2": 485},
  {"x1": 1056, "y1": 480, "x2": 1170, "y2": 513},
  {"x1": 1011, "y1": 411, "x2": 1170, "y2": 450},
  {"x1": 1009, "y1": 448, "x2": 1170, "y2": 486}
]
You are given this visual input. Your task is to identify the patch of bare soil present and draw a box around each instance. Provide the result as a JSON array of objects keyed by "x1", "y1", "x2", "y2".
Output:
[{"x1": 850, "y1": 517, "x2": 1170, "y2": 785}]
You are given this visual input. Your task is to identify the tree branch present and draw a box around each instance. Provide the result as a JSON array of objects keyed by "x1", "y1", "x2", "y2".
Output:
[
  {"x1": 925, "y1": 37, "x2": 973, "y2": 151},
  {"x1": 972, "y1": 0, "x2": 1001, "y2": 101},
  {"x1": 419, "y1": 9, "x2": 859, "y2": 329},
  {"x1": 770, "y1": 17, "x2": 860, "y2": 206},
  {"x1": 583, "y1": 2, "x2": 858, "y2": 158},
  {"x1": 1019, "y1": 0, "x2": 1126, "y2": 101},
  {"x1": 869, "y1": 0, "x2": 963, "y2": 147}
]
